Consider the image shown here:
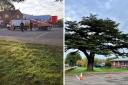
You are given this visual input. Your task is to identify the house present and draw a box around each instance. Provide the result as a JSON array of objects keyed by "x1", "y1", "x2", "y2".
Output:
[
  {"x1": 0, "y1": 9, "x2": 23, "y2": 26},
  {"x1": 111, "y1": 57, "x2": 128, "y2": 68}
]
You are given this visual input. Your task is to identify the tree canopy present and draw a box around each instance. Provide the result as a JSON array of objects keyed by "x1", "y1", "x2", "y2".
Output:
[
  {"x1": 65, "y1": 14, "x2": 128, "y2": 71},
  {"x1": 65, "y1": 14, "x2": 128, "y2": 57},
  {"x1": 0, "y1": 0, "x2": 24, "y2": 10}
]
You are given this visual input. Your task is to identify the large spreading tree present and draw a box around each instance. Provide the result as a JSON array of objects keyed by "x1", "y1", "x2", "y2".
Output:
[{"x1": 65, "y1": 14, "x2": 128, "y2": 71}]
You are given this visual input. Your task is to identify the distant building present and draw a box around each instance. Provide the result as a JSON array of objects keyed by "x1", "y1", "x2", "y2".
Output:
[
  {"x1": 0, "y1": 9, "x2": 23, "y2": 26},
  {"x1": 23, "y1": 15, "x2": 51, "y2": 21},
  {"x1": 111, "y1": 58, "x2": 128, "y2": 68}
]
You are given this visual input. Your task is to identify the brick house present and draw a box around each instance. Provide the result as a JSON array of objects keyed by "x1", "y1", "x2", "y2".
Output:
[
  {"x1": 0, "y1": 10, "x2": 23, "y2": 27},
  {"x1": 111, "y1": 58, "x2": 128, "y2": 68}
]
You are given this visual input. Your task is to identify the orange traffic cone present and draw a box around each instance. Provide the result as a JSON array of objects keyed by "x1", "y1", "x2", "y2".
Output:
[
  {"x1": 106, "y1": 74, "x2": 112, "y2": 78},
  {"x1": 79, "y1": 73, "x2": 84, "y2": 80},
  {"x1": 108, "y1": 74, "x2": 112, "y2": 78}
]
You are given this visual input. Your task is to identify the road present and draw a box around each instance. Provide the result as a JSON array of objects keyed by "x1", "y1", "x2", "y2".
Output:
[
  {"x1": 65, "y1": 73, "x2": 128, "y2": 85},
  {"x1": 0, "y1": 27, "x2": 63, "y2": 46}
]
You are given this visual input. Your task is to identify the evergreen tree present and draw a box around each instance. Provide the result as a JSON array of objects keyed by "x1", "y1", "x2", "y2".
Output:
[{"x1": 65, "y1": 14, "x2": 128, "y2": 71}]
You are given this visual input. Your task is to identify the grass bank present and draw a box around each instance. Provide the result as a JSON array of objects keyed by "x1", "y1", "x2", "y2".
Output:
[
  {"x1": 0, "y1": 40, "x2": 63, "y2": 85},
  {"x1": 66, "y1": 67, "x2": 128, "y2": 75}
]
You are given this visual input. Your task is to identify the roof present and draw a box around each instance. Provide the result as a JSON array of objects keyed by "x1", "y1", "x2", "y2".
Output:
[
  {"x1": 111, "y1": 57, "x2": 128, "y2": 61},
  {"x1": 0, "y1": 10, "x2": 21, "y2": 14},
  {"x1": 0, "y1": 10, "x2": 22, "y2": 17},
  {"x1": 23, "y1": 15, "x2": 51, "y2": 21}
]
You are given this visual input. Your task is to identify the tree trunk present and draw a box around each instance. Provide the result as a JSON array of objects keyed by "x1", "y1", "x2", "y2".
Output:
[
  {"x1": 87, "y1": 52, "x2": 95, "y2": 71},
  {"x1": 79, "y1": 48, "x2": 95, "y2": 71},
  {"x1": 87, "y1": 57, "x2": 94, "y2": 71}
]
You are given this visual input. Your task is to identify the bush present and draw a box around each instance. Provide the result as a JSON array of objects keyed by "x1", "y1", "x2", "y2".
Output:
[
  {"x1": 76, "y1": 58, "x2": 87, "y2": 67},
  {"x1": 105, "y1": 58, "x2": 112, "y2": 67}
]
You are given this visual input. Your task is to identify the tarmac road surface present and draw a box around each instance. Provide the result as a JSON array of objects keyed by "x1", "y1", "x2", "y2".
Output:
[
  {"x1": 0, "y1": 27, "x2": 63, "y2": 46},
  {"x1": 65, "y1": 73, "x2": 128, "y2": 85}
]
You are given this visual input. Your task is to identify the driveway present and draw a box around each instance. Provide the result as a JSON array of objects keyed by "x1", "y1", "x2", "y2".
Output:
[
  {"x1": 0, "y1": 27, "x2": 63, "y2": 46},
  {"x1": 65, "y1": 73, "x2": 128, "y2": 85}
]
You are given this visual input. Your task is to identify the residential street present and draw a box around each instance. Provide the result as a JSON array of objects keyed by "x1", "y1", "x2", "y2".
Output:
[
  {"x1": 0, "y1": 27, "x2": 63, "y2": 46},
  {"x1": 65, "y1": 73, "x2": 128, "y2": 85}
]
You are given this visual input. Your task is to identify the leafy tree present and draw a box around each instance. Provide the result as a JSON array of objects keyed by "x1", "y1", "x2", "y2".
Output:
[
  {"x1": 105, "y1": 59, "x2": 111, "y2": 67},
  {"x1": 105, "y1": 58, "x2": 113, "y2": 67},
  {"x1": 76, "y1": 60, "x2": 83, "y2": 67},
  {"x1": 0, "y1": 0, "x2": 24, "y2": 10},
  {"x1": 57, "y1": 19, "x2": 63, "y2": 27},
  {"x1": 94, "y1": 58, "x2": 105, "y2": 65},
  {"x1": 65, "y1": 14, "x2": 128, "y2": 71},
  {"x1": 65, "y1": 52, "x2": 82, "y2": 66},
  {"x1": 77, "y1": 57, "x2": 87, "y2": 67}
]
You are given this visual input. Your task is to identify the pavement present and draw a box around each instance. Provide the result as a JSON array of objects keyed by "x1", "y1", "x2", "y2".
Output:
[
  {"x1": 65, "y1": 66, "x2": 77, "y2": 71},
  {"x1": 0, "y1": 27, "x2": 63, "y2": 46},
  {"x1": 65, "y1": 73, "x2": 128, "y2": 85}
]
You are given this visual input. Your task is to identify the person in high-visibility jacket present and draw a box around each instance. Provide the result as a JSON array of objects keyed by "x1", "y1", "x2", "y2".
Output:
[
  {"x1": 20, "y1": 22, "x2": 24, "y2": 32},
  {"x1": 30, "y1": 20, "x2": 33, "y2": 31}
]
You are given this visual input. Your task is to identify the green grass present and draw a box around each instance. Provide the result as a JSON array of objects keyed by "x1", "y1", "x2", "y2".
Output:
[
  {"x1": 66, "y1": 67, "x2": 128, "y2": 75},
  {"x1": 0, "y1": 40, "x2": 63, "y2": 85}
]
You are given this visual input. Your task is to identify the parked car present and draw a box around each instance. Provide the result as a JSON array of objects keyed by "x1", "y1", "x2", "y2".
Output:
[{"x1": 95, "y1": 64, "x2": 105, "y2": 68}]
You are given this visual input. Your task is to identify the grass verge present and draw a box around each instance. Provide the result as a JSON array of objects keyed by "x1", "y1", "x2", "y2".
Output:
[
  {"x1": 66, "y1": 67, "x2": 128, "y2": 75},
  {"x1": 0, "y1": 40, "x2": 63, "y2": 85}
]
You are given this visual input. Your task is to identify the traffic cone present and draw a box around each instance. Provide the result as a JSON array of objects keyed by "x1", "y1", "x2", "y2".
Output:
[
  {"x1": 108, "y1": 74, "x2": 112, "y2": 78},
  {"x1": 79, "y1": 73, "x2": 84, "y2": 80},
  {"x1": 106, "y1": 74, "x2": 112, "y2": 78}
]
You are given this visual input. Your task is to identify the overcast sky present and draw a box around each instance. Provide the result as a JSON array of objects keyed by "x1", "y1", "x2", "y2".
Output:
[
  {"x1": 65, "y1": 0, "x2": 128, "y2": 33},
  {"x1": 13, "y1": 0, "x2": 63, "y2": 18}
]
